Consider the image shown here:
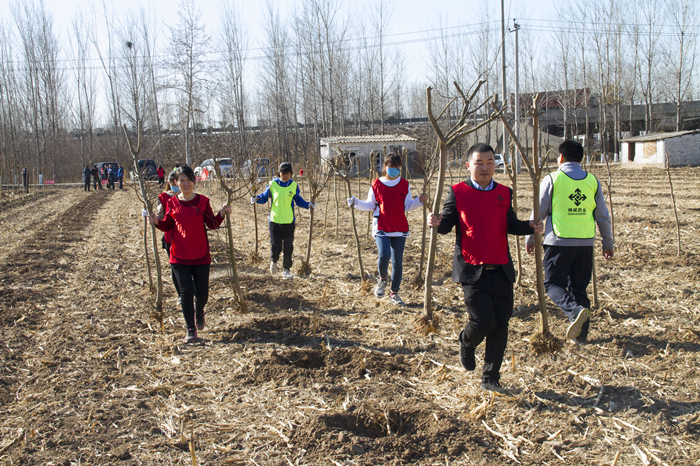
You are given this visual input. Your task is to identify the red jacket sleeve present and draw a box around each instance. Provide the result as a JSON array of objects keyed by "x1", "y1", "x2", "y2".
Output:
[
  {"x1": 156, "y1": 199, "x2": 176, "y2": 232},
  {"x1": 203, "y1": 200, "x2": 225, "y2": 230}
]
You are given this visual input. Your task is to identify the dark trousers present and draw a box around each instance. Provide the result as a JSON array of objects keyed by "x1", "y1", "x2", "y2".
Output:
[
  {"x1": 269, "y1": 222, "x2": 295, "y2": 270},
  {"x1": 84, "y1": 178, "x2": 91, "y2": 191},
  {"x1": 119, "y1": 177, "x2": 123, "y2": 189},
  {"x1": 543, "y1": 245, "x2": 592, "y2": 340},
  {"x1": 375, "y1": 235, "x2": 406, "y2": 292},
  {"x1": 159, "y1": 176, "x2": 165, "y2": 187},
  {"x1": 171, "y1": 264, "x2": 210, "y2": 330},
  {"x1": 461, "y1": 267, "x2": 513, "y2": 383},
  {"x1": 92, "y1": 176, "x2": 99, "y2": 190},
  {"x1": 163, "y1": 241, "x2": 181, "y2": 298}
]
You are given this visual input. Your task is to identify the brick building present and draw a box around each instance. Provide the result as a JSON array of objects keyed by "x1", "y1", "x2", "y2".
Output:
[{"x1": 620, "y1": 130, "x2": 700, "y2": 167}]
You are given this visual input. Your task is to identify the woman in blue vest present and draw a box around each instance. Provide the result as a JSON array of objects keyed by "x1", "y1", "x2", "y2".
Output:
[
  {"x1": 252, "y1": 162, "x2": 313, "y2": 279},
  {"x1": 347, "y1": 153, "x2": 425, "y2": 305}
]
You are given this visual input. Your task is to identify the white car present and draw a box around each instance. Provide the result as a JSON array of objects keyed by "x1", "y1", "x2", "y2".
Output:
[
  {"x1": 494, "y1": 154, "x2": 506, "y2": 172},
  {"x1": 195, "y1": 158, "x2": 234, "y2": 179}
]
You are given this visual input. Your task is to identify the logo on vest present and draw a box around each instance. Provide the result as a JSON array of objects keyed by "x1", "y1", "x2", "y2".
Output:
[
  {"x1": 496, "y1": 194, "x2": 506, "y2": 207},
  {"x1": 569, "y1": 188, "x2": 587, "y2": 206}
]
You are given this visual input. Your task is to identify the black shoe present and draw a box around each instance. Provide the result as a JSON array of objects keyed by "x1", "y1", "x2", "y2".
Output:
[
  {"x1": 184, "y1": 328, "x2": 197, "y2": 344},
  {"x1": 480, "y1": 380, "x2": 508, "y2": 395},
  {"x1": 459, "y1": 330, "x2": 476, "y2": 371}
]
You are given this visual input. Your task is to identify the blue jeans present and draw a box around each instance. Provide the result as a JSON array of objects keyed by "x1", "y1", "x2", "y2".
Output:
[{"x1": 374, "y1": 235, "x2": 406, "y2": 292}]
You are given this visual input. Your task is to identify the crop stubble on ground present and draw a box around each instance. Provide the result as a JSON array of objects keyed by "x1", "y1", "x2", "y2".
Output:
[{"x1": 0, "y1": 167, "x2": 698, "y2": 465}]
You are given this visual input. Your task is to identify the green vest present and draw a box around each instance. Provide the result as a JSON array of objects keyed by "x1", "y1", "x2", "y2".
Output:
[
  {"x1": 550, "y1": 170, "x2": 598, "y2": 239},
  {"x1": 269, "y1": 180, "x2": 297, "y2": 224}
]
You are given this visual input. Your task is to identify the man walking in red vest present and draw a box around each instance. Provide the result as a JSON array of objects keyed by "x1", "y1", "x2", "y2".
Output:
[{"x1": 429, "y1": 143, "x2": 543, "y2": 394}]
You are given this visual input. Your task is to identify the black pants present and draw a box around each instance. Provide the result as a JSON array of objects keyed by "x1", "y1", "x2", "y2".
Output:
[
  {"x1": 543, "y1": 245, "x2": 592, "y2": 340},
  {"x1": 461, "y1": 267, "x2": 514, "y2": 383},
  {"x1": 84, "y1": 178, "x2": 90, "y2": 191},
  {"x1": 163, "y1": 240, "x2": 181, "y2": 298},
  {"x1": 159, "y1": 176, "x2": 165, "y2": 187},
  {"x1": 171, "y1": 263, "x2": 210, "y2": 330},
  {"x1": 269, "y1": 222, "x2": 295, "y2": 270},
  {"x1": 119, "y1": 177, "x2": 123, "y2": 189},
  {"x1": 92, "y1": 176, "x2": 99, "y2": 190}
]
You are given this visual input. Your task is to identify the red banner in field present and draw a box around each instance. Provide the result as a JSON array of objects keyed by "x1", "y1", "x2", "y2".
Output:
[
  {"x1": 102, "y1": 180, "x2": 108, "y2": 185},
  {"x1": 44, "y1": 180, "x2": 55, "y2": 185}
]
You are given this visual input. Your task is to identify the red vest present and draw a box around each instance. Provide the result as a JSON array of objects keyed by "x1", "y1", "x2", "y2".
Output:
[
  {"x1": 453, "y1": 181, "x2": 510, "y2": 265},
  {"x1": 158, "y1": 192, "x2": 174, "y2": 244},
  {"x1": 166, "y1": 195, "x2": 210, "y2": 261},
  {"x1": 372, "y1": 178, "x2": 409, "y2": 233}
]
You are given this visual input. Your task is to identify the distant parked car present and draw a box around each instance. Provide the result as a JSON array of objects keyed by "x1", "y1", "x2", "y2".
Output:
[
  {"x1": 241, "y1": 158, "x2": 270, "y2": 179},
  {"x1": 130, "y1": 159, "x2": 158, "y2": 181},
  {"x1": 195, "y1": 158, "x2": 233, "y2": 179},
  {"x1": 494, "y1": 154, "x2": 506, "y2": 172}
]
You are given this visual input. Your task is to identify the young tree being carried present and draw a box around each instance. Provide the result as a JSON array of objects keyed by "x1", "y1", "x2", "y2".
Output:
[
  {"x1": 347, "y1": 152, "x2": 426, "y2": 306},
  {"x1": 420, "y1": 80, "x2": 501, "y2": 334},
  {"x1": 297, "y1": 162, "x2": 331, "y2": 276}
]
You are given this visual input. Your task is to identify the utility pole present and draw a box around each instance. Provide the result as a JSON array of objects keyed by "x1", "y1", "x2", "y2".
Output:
[
  {"x1": 500, "y1": 0, "x2": 509, "y2": 167},
  {"x1": 510, "y1": 19, "x2": 522, "y2": 174}
]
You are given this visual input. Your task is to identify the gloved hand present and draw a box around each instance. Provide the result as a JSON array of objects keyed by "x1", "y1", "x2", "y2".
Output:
[
  {"x1": 142, "y1": 209, "x2": 149, "y2": 217},
  {"x1": 346, "y1": 197, "x2": 356, "y2": 207},
  {"x1": 310, "y1": 202, "x2": 316, "y2": 209},
  {"x1": 250, "y1": 197, "x2": 256, "y2": 204}
]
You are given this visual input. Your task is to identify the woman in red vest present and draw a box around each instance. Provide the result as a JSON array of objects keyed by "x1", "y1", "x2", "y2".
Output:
[
  {"x1": 347, "y1": 153, "x2": 425, "y2": 305},
  {"x1": 149, "y1": 165, "x2": 232, "y2": 343},
  {"x1": 157, "y1": 165, "x2": 166, "y2": 187}
]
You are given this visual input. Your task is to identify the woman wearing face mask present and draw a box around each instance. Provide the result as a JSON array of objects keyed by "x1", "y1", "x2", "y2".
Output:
[
  {"x1": 347, "y1": 153, "x2": 426, "y2": 305},
  {"x1": 156, "y1": 171, "x2": 182, "y2": 304},
  {"x1": 149, "y1": 165, "x2": 232, "y2": 343}
]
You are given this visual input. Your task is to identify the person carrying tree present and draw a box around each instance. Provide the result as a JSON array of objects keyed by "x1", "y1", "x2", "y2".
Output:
[
  {"x1": 428, "y1": 143, "x2": 543, "y2": 394},
  {"x1": 252, "y1": 162, "x2": 314, "y2": 279},
  {"x1": 526, "y1": 140, "x2": 613, "y2": 345},
  {"x1": 83, "y1": 165, "x2": 92, "y2": 192},
  {"x1": 148, "y1": 165, "x2": 232, "y2": 344},
  {"x1": 155, "y1": 171, "x2": 182, "y2": 306},
  {"x1": 347, "y1": 152, "x2": 425, "y2": 305}
]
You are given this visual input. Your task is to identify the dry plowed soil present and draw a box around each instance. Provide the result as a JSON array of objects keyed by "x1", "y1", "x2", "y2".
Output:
[{"x1": 0, "y1": 168, "x2": 698, "y2": 465}]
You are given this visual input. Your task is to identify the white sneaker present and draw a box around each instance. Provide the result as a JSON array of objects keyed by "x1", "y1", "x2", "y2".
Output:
[
  {"x1": 270, "y1": 261, "x2": 278, "y2": 274},
  {"x1": 282, "y1": 269, "x2": 293, "y2": 279},
  {"x1": 388, "y1": 292, "x2": 405, "y2": 306},
  {"x1": 374, "y1": 278, "x2": 387, "y2": 297},
  {"x1": 566, "y1": 308, "x2": 591, "y2": 341}
]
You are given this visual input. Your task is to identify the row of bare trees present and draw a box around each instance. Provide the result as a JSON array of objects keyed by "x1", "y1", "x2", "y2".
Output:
[{"x1": 1, "y1": 0, "x2": 698, "y2": 184}]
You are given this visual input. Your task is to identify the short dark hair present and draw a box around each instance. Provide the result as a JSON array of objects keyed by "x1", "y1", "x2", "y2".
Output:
[
  {"x1": 278, "y1": 162, "x2": 293, "y2": 174},
  {"x1": 383, "y1": 153, "x2": 402, "y2": 168},
  {"x1": 168, "y1": 171, "x2": 178, "y2": 183},
  {"x1": 559, "y1": 140, "x2": 584, "y2": 162},
  {"x1": 177, "y1": 165, "x2": 196, "y2": 183},
  {"x1": 467, "y1": 143, "x2": 495, "y2": 161}
]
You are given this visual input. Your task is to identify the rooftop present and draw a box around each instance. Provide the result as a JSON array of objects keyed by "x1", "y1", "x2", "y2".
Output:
[
  {"x1": 620, "y1": 130, "x2": 700, "y2": 143},
  {"x1": 320, "y1": 134, "x2": 417, "y2": 145}
]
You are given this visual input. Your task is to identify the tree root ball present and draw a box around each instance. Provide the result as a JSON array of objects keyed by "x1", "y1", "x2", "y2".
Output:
[
  {"x1": 248, "y1": 252, "x2": 262, "y2": 264},
  {"x1": 530, "y1": 331, "x2": 563, "y2": 355},
  {"x1": 415, "y1": 312, "x2": 441, "y2": 335},
  {"x1": 297, "y1": 261, "x2": 312, "y2": 277}
]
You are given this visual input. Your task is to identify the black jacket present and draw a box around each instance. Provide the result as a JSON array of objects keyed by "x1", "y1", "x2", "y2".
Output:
[{"x1": 436, "y1": 179, "x2": 534, "y2": 284}]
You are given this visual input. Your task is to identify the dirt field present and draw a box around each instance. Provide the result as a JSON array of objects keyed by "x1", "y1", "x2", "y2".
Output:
[{"x1": 0, "y1": 167, "x2": 699, "y2": 466}]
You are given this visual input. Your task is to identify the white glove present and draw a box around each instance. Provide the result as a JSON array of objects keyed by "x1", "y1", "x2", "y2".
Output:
[
  {"x1": 142, "y1": 209, "x2": 149, "y2": 217},
  {"x1": 250, "y1": 197, "x2": 256, "y2": 204},
  {"x1": 346, "y1": 197, "x2": 356, "y2": 207},
  {"x1": 310, "y1": 202, "x2": 316, "y2": 209}
]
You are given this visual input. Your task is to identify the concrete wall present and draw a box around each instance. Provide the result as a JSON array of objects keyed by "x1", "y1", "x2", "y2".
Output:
[{"x1": 320, "y1": 141, "x2": 417, "y2": 176}]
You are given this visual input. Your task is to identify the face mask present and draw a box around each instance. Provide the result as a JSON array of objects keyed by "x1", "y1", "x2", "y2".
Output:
[
  {"x1": 387, "y1": 167, "x2": 401, "y2": 178},
  {"x1": 171, "y1": 185, "x2": 181, "y2": 193}
]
